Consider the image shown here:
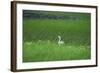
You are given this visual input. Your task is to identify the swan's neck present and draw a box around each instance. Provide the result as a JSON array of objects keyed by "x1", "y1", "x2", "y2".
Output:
[
  {"x1": 58, "y1": 36, "x2": 61, "y2": 42},
  {"x1": 58, "y1": 39, "x2": 61, "y2": 42}
]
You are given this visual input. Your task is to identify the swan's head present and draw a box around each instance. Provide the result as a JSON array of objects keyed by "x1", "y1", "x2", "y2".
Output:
[{"x1": 58, "y1": 35, "x2": 61, "y2": 39}]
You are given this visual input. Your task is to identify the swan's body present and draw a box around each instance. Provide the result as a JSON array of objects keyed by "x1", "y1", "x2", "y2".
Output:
[{"x1": 58, "y1": 35, "x2": 64, "y2": 45}]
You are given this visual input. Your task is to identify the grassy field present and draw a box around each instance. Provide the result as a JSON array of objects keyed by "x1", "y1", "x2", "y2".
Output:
[
  {"x1": 23, "y1": 41, "x2": 90, "y2": 62},
  {"x1": 23, "y1": 10, "x2": 91, "y2": 62}
]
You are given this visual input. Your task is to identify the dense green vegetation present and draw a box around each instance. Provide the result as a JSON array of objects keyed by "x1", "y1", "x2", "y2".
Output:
[{"x1": 23, "y1": 10, "x2": 91, "y2": 62}]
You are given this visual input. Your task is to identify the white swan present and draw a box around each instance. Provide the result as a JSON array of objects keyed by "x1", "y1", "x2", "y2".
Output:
[{"x1": 58, "y1": 35, "x2": 64, "y2": 45}]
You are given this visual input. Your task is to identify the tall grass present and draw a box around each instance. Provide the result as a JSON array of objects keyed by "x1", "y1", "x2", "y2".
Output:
[
  {"x1": 23, "y1": 41, "x2": 90, "y2": 62},
  {"x1": 23, "y1": 11, "x2": 91, "y2": 62}
]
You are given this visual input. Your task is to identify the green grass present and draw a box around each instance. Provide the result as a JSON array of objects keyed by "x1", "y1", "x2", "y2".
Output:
[
  {"x1": 23, "y1": 11, "x2": 91, "y2": 62},
  {"x1": 23, "y1": 16, "x2": 90, "y2": 42},
  {"x1": 23, "y1": 40, "x2": 91, "y2": 62}
]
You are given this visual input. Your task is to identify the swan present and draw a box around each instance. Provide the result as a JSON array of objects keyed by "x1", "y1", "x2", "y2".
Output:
[{"x1": 58, "y1": 35, "x2": 64, "y2": 45}]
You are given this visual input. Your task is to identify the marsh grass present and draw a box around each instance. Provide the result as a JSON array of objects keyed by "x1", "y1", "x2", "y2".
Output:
[
  {"x1": 23, "y1": 41, "x2": 91, "y2": 62},
  {"x1": 23, "y1": 11, "x2": 91, "y2": 62}
]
